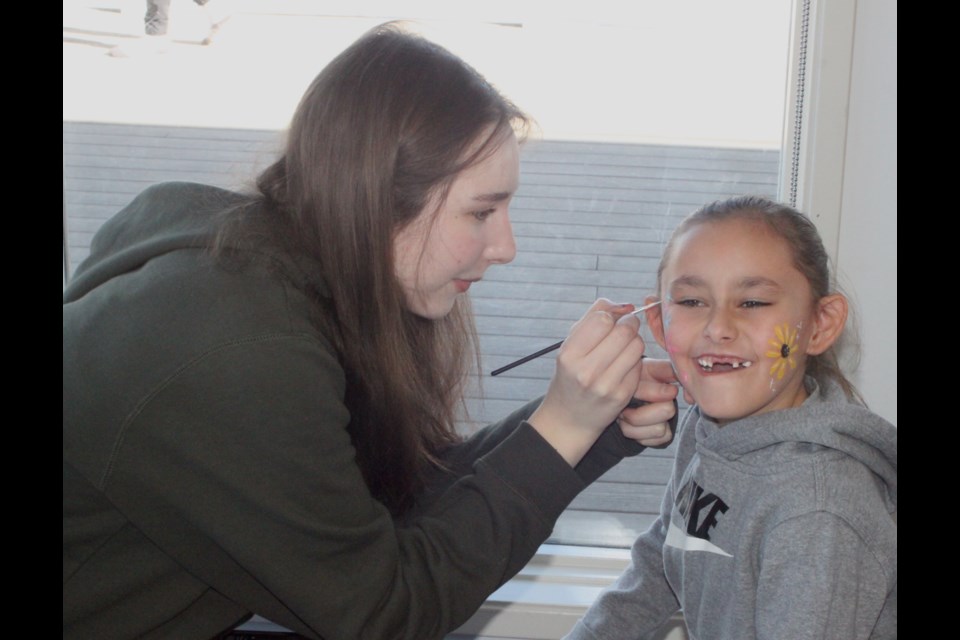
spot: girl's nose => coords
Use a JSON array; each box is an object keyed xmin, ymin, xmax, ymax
[
  {"xmin": 485, "ymin": 211, "xmax": 517, "ymax": 265},
  {"xmin": 703, "ymin": 306, "xmax": 737, "ymax": 343}
]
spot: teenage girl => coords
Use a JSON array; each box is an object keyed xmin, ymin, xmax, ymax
[{"xmin": 63, "ymin": 25, "xmax": 677, "ymax": 639}]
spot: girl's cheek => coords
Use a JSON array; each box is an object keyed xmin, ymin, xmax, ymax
[
  {"xmin": 665, "ymin": 338, "xmax": 680, "ymax": 356},
  {"xmin": 660, "ymin": 305, "xmax": 678, "ymax": 358},
  {"xmin": 662, "ymin": 311, "xmax": 679, "ymax": 354},
  {"xmin": 660, "ymin": 314, "xmax": 690, "ymax": 384}
]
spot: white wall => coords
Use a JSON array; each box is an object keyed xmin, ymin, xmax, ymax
[
  {"xmin": 835, "ymin": 0, "xmax": 897, "ymax": 425},
  {"xmin": 790, "ymin": 0, "xmax": 897, "ymax": 425}
]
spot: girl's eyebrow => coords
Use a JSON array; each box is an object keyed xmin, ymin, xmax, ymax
[
  {"xmin": 669, "ymin": 275, "xmax": 707, "ymax": 288},
  {"xmin": 668, "ymin": 276, "xmax": 783, "ymax": 291},
  {"xmin": 472, "ymin": 191, "xmax": 513, "ymax": 203},
  {"xmin": 737, "ymin": 276, "xmax": 782, "ymax": 290}
]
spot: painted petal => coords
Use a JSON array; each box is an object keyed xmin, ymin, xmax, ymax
[
  {"xmin": 770, "ymin": 360, "xmax": 786, "ymax": 378},
  {"xmin": 774, "ymin": 324, "xmax": 786, "ymax": 343}
]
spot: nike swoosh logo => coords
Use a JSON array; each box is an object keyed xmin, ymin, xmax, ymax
[{"xmin": 665, "ymin": 521, "xmax": 733, "ymax": 557}]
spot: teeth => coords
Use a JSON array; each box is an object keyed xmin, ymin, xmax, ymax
[{"xmin": 697, "ymin": 356, "xmax": 752, "ymax": 370}]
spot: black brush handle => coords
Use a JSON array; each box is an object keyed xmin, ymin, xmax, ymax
[
  {"xmin": 489, "ymin": 301, "xmax": 661, "ymax": 377},
  {"xmin": 490, "ymin": 340, "xmax": 564, "ymax": 376}
]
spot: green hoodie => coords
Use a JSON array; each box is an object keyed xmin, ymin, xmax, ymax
[{"xmin": 64, "ymin": 182, "xmax": 647, "ymax": 640}]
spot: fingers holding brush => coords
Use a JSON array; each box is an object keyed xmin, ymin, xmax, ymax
[{"xmin": 527, "ymin": 299, "xmax": 646, "ymax": 465}]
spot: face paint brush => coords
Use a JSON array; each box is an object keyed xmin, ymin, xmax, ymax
[{"xmin": 490, "ymin": 300, "xmax": 662, "ymax": 376}]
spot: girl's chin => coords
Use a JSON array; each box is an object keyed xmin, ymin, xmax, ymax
[{"xmin": 404, "ymin": 295, "xmax": 458, "ymax": 320}]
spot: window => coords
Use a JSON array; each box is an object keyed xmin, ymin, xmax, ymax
[
  {"xmin": 63, "ymin": 1, "xmax": 792, "ymax": 551},
  {"xmin": 65, "ymin": 0, "xmax": 895, "ymax": 636}
]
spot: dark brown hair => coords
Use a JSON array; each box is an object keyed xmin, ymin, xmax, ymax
[
  {"xmin": 657, "ymin": 196, "xmax": 862, "ymax": 403},
  {"xmin": 222, "ymin": 25, "xmax": 528, "ymax": 513}
]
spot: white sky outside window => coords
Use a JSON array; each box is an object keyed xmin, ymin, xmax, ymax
[{"xmin": 63, "ymin": 0, "xmax": 790, "ymax": 144}]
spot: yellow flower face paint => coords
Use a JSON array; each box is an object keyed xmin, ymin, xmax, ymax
[{"xmin": 766, "ymin": 323, "xmax": 799, "ymax": 380}]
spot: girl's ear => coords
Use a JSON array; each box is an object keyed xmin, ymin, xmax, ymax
[
  {"xmin": 806, "ymin": 293, "xmax": 848, "ymax": 356},
  {"xmin": 644, "ymin": 295, "xmax": 668, "ymax": 350}
]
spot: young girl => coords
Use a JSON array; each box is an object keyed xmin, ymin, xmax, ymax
[{"xmin": 567, "ymin": 196, "xmax": 897, "ymax": 640}]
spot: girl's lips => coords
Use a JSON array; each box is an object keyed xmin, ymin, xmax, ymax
[
  {"xmin": 454, "ymin": 279, "xmax": 477, "ymax": 293},
  {"xmin": 696, "ymin": 355, "xmax": 754, "ymax": 372}
]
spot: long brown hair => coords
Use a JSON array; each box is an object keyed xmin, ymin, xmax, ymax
[
  {"xmin": 657, "ymin": 196, "xmax": 863, "ymax": 403},
  {"xmin": 219, "ymin": 25, "xmax": 528, "ymax": 514}
]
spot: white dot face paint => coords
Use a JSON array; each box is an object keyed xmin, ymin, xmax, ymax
[{"xmin": 655, "ymin": 219, "xmax": 819, "ymax": 425}]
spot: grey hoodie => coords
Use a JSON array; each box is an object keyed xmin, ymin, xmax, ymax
[{"xmin": 567, "ymin": 379, "xmax": 897, "ymax": 640}]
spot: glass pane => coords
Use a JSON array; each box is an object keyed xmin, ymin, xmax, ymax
[{"xmin": 63, "ymin": 0, "xmax": 792, "ymax": 549}]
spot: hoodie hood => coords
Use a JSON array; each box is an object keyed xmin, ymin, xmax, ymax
[
  {"xmin": 694, "ymin": 378, "xmax": 897, "ymax": 509},
  {"xmin": 64, "ymin": 182, "xmax": 244, "ymax": 303}
]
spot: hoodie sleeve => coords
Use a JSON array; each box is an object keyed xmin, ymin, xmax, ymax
[
  {"xmin": 565, "ymin": 409, "xmax": 697, "ymax": 640},
  {"xmin": 429, "ymin": 398, "xmax": 648, "ymax": 491},
  {"xmin": 756, "ymin": 511, "xmax": 896, "ymax": 640},
  {"xmin": 97, "ymin": 332, "xmax": 612, "ymax": 640},
  {"xmin": 565, "ymin": 464, "xmax": 681, "ymax": 639},
  {"xmin": 565, "ymin": 518, "xmax": 680, "ymax": 640}
]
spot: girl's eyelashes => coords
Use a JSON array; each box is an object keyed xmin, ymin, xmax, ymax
[
  {"xmin": 471, "ymin": 208, "xmax": 496, "ymax": 222},
  {"xmin": 669, "ymin": 297, "xmax": 771, "ymax": 309}
]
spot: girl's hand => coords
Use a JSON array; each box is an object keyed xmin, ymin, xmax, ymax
[
  {"xmin": 528, "ymin": 299, "xmax": 646, "ymax": 465},
  {"xmin": 618, "ymin": 359, "xmax": 678, "ymax": 448}
]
